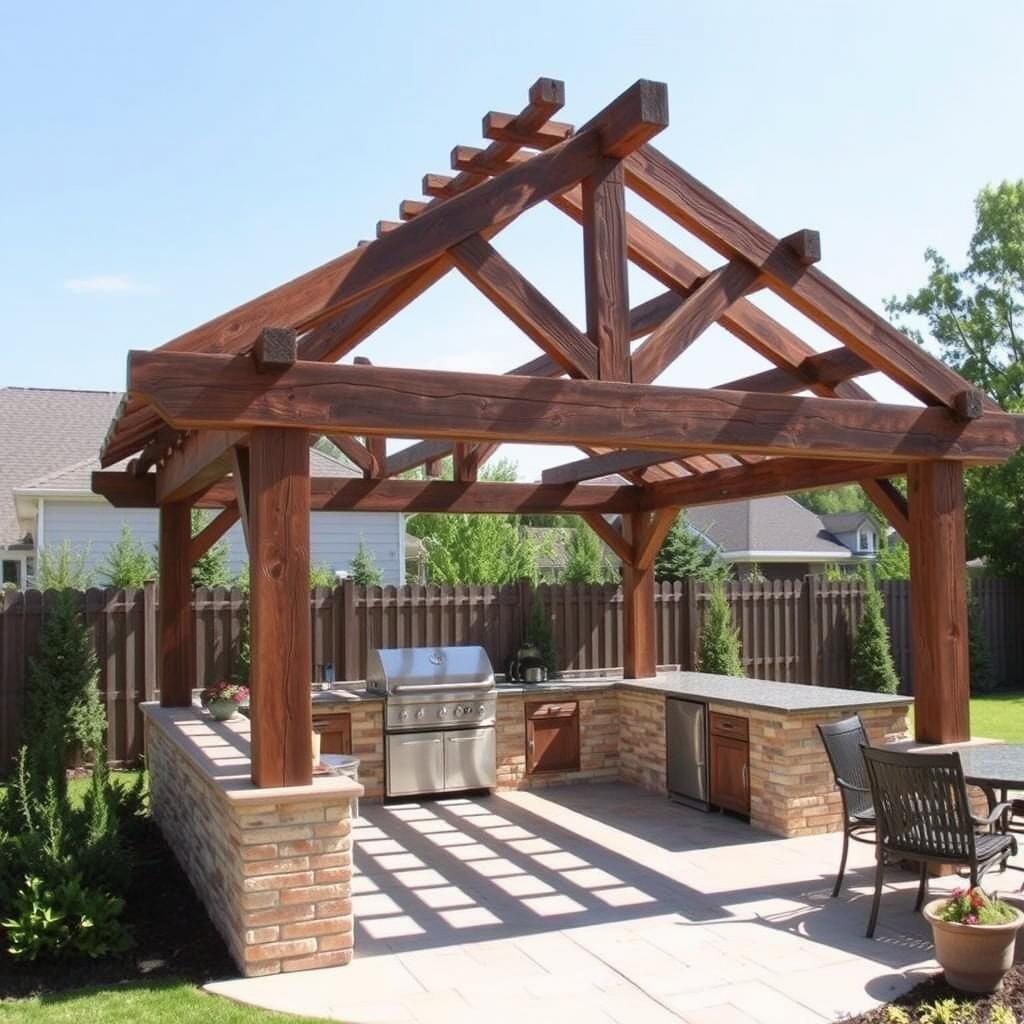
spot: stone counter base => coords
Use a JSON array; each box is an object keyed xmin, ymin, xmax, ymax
[{"xmin": 145, "ymin": 715, "xmax": 356, "ymax": 977}]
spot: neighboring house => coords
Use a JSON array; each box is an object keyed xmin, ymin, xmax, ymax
[
  {"xmin": 686, "ymin": 496, "xmax": 879, "ymax": 582},
  {"xmin": 1, "ymin": 387, "xmax": 406, "ymax": 587}
]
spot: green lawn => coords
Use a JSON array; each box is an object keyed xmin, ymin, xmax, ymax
[
  {"xmin": 0, "ymin": 980, "xmax": 330, "ymax": 1023},
  {"xmin": 969, "ymin": 691, "xmax": 1024, "ymax": 742}
]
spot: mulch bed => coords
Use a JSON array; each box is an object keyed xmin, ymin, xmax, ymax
[
  {"xmin": 845, "ymin": 967, "xmax": 1024, "ymax": 1022},
  {"xmin": 0, "ymin": 818, "xmax": 236, "ymax": 999}
]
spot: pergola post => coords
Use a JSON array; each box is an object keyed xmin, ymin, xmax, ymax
[
  {"xmin": 908, "ymin": 461, "xmax": 970, "ymax": 743},
  {"xmin": 249, "ymin": 428, "xmax": 312, "ymax": 787},
  {"xmin": 158, "ymin": 502, "xmax": 194, "ymax": 706},
  {"xmin": 622, "ymin": 513, "xmax": 656, "ymax": 679}
]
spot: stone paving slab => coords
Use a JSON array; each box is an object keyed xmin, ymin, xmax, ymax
[{"xmin": 205, "ymin": 782, "xmax": 984, "ymax": 1023}]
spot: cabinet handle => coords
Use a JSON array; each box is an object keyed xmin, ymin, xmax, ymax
[{"xmin": 742, "ymin": 764, "xmax": 748, "ymax": 789}]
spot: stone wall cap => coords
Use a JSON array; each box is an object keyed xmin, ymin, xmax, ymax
[{"xmin": 141, "ymin": 703, "xmax": 363, "ymax": 805}]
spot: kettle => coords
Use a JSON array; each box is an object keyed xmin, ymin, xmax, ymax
[{"xmin": 506, "ymin": 643, "xmax": 548, "ymax": 684}]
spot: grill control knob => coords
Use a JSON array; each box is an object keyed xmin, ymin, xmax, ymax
[
  {"xmin": 438, "ymin": 707, "xmax": 448, "ymax": 717},
  {"xmin": 399, "ymin": 710, "xmax": 410, "ymax": 722},
  {"xmin": 454, "ymin": 705, "xmax": 465, "ymax": 717},
  {"xmin": 415, "ymin": 708, "xmax": 425, "ymax": 720},
  {"xmin": 478, "ymin": 705, "xmax": 486, "ymax": 715}
]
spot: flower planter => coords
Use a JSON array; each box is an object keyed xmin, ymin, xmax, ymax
[
  {"xmin": 924, "ymin": 897, "xmax": 1024, "ymax": 993},
  {"xmin": 207, "ymin": 698, "xmax": 240, "ymax": 722}
]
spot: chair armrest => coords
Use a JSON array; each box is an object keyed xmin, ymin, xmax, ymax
[
  {"xmin": 973, "ymin": 802, "xmax": 1012, "ymax": 828},
  {"xmin": 836, "ymin": 778, "xmax": 871, "ymax": 795}
]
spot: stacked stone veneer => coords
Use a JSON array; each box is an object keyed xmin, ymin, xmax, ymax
[
  {"xmin": 618, "ymin": 689, "xmax": 668, "ymax": 795},
  {"xmin": 348, "ymin": 703, "xmax": 385, "ymax": 800},
  {"xmin": 144, "ymin": 707, "xmax": 360, "ymax": 977},
  {"xmin": 734, "ymin": 702, "xmax": 909, "ymax": 837}
]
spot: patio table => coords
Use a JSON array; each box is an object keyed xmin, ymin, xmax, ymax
[{"xmin": 956, "ymin": 747, "xmax": 1024, "ymax": 847}]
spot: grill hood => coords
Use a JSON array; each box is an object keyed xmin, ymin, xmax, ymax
[{"xmin": 366, "ymin": 646, "xmax": 495, "ymax": 694}]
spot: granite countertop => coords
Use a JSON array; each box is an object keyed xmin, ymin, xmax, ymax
[
  {"xmin": 498, "ymin": 670, "xmax": 911, "ymax": 714},
  {"xmin": 310, "ymin": 686, "xmax": 383, "ymax": 706}
]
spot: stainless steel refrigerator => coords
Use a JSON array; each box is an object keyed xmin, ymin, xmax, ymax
[{"xmin": 666, "ymin": 697, "xmax": 709, "ymax": 810}]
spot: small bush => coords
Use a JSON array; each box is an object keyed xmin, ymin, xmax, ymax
[
  {"xmin": 851, "ymin": 573, "xmax": 900, "ymax": 694},
  {"xmin": 968, "ymin": 590, "xmax": 997, "ymax": 693},
  {"xmin": 525, "ymin": 589, "xmax": 559, "ymax": 679},
  {"xmin": 349, "ymin": 542, "xmax": 383, "ymax": 586},
  {"xmin": 698, "ymin": 582, "xmax": 744, "ymax": 676}
]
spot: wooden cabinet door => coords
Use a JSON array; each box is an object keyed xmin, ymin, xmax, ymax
[
  {"xmin": 525, "ymin": 702, "xmax": 580, "ymax": 774},
  {"xmin": 709, "ymin": 733, "xmax": 749, "ymax": 815},
  {"xmin": 314, "ymin": 714, "xmax": 352, "ymax": 756}
]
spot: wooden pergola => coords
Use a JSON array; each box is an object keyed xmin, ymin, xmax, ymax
[{"xmin": 93, "ymin": 78, "xmax": 1024, "ymax": 787}]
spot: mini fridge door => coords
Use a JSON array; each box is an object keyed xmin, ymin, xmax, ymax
[{"xmin": 666, "ymin": 698, "xmax": 709, "ymax": 810}]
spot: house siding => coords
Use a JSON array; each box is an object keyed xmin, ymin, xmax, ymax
[{"xmin": 37, "ymin": 500, "xmax": 404, "ymax": 584}]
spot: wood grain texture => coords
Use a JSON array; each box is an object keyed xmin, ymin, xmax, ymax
[
  {"xmin": 253, "ymin": 327, "xmax": 297, "ymax": 371},
  {"xmin": 861, "ymin": 478, "xmax": 910, "ymax": 541},
  {"xmin": 908, "ymin": 462, "xmax": 970, "ymax": 743},
  {"xmin": 248, "ymin": 429, "xmax": 312, "ymax": 787},
  {"xmin": 326, "ymin": 433, "xmax": 378, "ymax": 475},
  {"xmin": 187, "ymin": 502, "xmax": 239, "ymax": 565},
  {"xmin": 450, "ymin": 235, "xmax": 598, "ymax": 379},
  {"xmin": 632, "ymin": 259, "xmax": 761, "ymax": 383},
  {"xmin": 129, "ymin": 351, "xmax": 1024, "ymax": 464},
  {"xmin": 155, "ymin": 429, "xmax": 243, "ymax": 504},
  {"xmin": 624, "ymin": 145, "xmax": 994, "ymax": 415},
  {"xmin": 583, "ymin": 158, "xmax": 630, "ymax": 381},
  {"xmin": 621, "ymin": 514, "xmax": 657, "ymax": 679},
  {"xmin": 720, "ymin": 348, "xmax": 873, "ymax": 394},
  {"xmin": 158, "ymin": 503, "xmax": 194, "ymax": 707},
  {"xmin": 631, "ymin": 507, "xmax": 679, "ymax": 571},
  {"xmin": 580, "ymin": 513, "xmax": 634, "ymax": 564},
  {"xmin": 543, "ymin": 448, "xmax": 690, "ymax": 485},
  {"xmin": 231, "ymin": 446, "xmax": 251, "ymax": 551}
]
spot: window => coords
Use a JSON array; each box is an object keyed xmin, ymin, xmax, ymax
[
  {"xmin": 857, "ymin": 529, "xmax": 875, "ymax": 553},
  {"xmin": 2, "ymin": 560, "xmax": 21, "ymax": 587}
]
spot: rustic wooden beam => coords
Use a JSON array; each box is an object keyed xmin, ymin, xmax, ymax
[
  {"xmin": 92, "ymin": 471, "xmax": 645, "ymax": 515},
  {"xmin": 453, "ymin": 442, "xmax": 476, "ymax": 482},
  {"xmin": 326, "ymin": 434, "xmax": 378, "ymax": 476},
  {"xmin": 129, "ymin": 352, "xmax": 1024, "ymax": 464},
  {"xmin": 632, "ymin": 507, "xmax": 679, "ymax": 570},
  {"xmin": 908, "ymin": 462, "xmax": 970, "ymax": 743},
  {"xmin": 624, "ymin": 145, "xmax": 991, "ymax": 417},
  {"xmin": 861, "ymin": 478, "xmax": 910, "ymax": 541},
  {"xmin": 481, "ymin": 111, "xmax": 573, "ymax": 149},
  {"xmin": 580, "ymin": 513, "xmax": 633, "ymax": 564},
  {"xmin": 449, "ymin": 235, "xmax": 599, "ymax": 379},
  {"xmin": 249, "ymin": 428, "xmax": 312, "ymax": 787},
  {"xmin": 621, "ymin": 513, "xmax": 657, "ymax": 679},
  {"xmin": 158, "ymin": 502, "xmax": 194, "ymax": 707},
  {"xmin": 543, "ymin": 449, "xmax": 690, "ymax": 485},
  {"xmin": 252, "ymin": 327, "xmax": 298, "ymax": 371},
  {"xmin": 628, "ymin": 289, "xmax": 684, "ymax": 339},
  {"xmin": 188, "ymin": 503, "xmax": 240, "ymax": 565},
  {"xmin": 583, "ymin": 157, "xmax": 631, "ymax": 381},
  {"xmin": 231, "ymin": 446, "xmax": 251, "ymax": 551},
  {"xmin": 720, "ymin": 348, "xmax": 873, "ymax": 394},
  {"xmin": 782, "ymin": 229, "xmax": 821, "ymax": 266},
  {"xmin": 155, "ymin": 429, "xmax": 243, "ymax": 505},
  {"xmin": 640, "ymin": 456, "xmax": 908, "ymax": 511},
  {"xmin": 632, "ymin": 259, "xmax": 762, "ymax": 383}
]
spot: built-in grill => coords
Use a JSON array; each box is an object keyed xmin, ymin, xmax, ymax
[{"xmin": 366, "ymin": 646, "xmax": 497, "ymax": 798}]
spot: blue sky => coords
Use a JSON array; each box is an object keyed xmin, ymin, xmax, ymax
[{"xmin": 3, "ymin": 2, "xmax": 1021, "ymax": 480}]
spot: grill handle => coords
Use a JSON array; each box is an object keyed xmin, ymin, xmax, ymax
[{"xmin": 391, "ymin": 681, "xmax": 492, "ymax": 693}]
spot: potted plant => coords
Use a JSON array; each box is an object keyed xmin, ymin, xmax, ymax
[
  {"xmin": 923, "ymin": 887, "xmax": 1024, "ymax": 993},
  {"xmin": 201, "ymin": 680, "xmax": 250, "ymax": 722}
]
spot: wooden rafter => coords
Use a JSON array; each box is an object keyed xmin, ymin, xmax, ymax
[
  {"xmin": 155, "ymin": 429, "xmax": 242, "ymax": 505},
  {"xmin": 580, "ymin": 513, "xmax": 633, "ymax": 564},
  {"xmin": 631, "ymin": 508, "xmax": 679, "ymax": 570},
  {"xmin": 128, "ymin": 352, "xmax": 1024, "ymax": 464},
  {"xmin": 543, "ymin": 449, "xmax": 690, "ymax": 485},
  {"xmin": 188, "ymin": 502, "xmax": 240, "ymax": 565}
]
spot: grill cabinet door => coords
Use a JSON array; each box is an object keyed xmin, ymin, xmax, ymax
[
  {"xmin": 387, "ymin": 731, "xmax": 444, "ymax": 797},
  {"xmin": 443, "ymin": 728, "xmax": 496, "ymax": 791}
]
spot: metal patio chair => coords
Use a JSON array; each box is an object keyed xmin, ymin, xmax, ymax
[
  {"xmin": 861, "ymin": 745, "xmax": 1016, "ymax": 939},
  {"xmin": 817, "ymin": 714, "xmax": 876, "ymax": 897}
]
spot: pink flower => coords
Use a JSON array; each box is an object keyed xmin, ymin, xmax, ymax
[{"xmin": 964, "ymin": 914, "xmax": 978, "ymax": 925}]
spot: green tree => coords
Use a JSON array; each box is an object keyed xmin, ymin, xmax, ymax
[
  {"xmin": 349, "ymin": 542, "xmax": 383, "ymax": 586},
  {"xmin": 875, "ymin": 535, "xmax": 911, "ymax": 580},
  {"xmin": 886, "ymin": 180, "xmax": 1024, "ymax": 575},
  {"xmin": 791, "ymin": 485, "xmax": 873, "ymax": 517},
  {"xmin": 190, "ymin": 510, "xmax": 231, "ymax": 588},
  {"xmin": 968, "ymin": 589, "xmax": 997, "ymax": 693},
  {"xmin": 655, "ymin": 513, "xmax": 728, "ymax": 583},
  {"xmin": 525, "ymin": 589, "xmax": 559, "ymax": 679},
  {"xmin": 409, "ymin": 513, "xmax": 539, "ymax": 585},
  {"xmin": 98, "ymin": 524, "xmax": 156, "ymax": 588},
  {"xmin": 562, "ymin": 523, "xmax": 618, "ymax": 584},
  {"xmin": 310, "ymin": 563, "xmax": 337, "ymax": 588},
  {"xmin": 851, "ymin": 574, "xmax": 899, "ymax": 694},
  {"xmin": 698, "ymin": 582, "xmax": 744, "ymax": 676},
  {"xmin": 35, "ymin": 541, "xmax": 94, "ymax": 591}
]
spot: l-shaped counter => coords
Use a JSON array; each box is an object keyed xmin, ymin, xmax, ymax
[{"xmin": 311, "ymin": 670, "xmax": 911, "ymax": 838}]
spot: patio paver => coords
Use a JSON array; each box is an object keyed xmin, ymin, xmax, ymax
[{"xmin": 207, "ymin": 782, "xmax": 967, "ymax": 1023}]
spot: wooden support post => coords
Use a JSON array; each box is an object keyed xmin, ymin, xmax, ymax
[
  {"xmin": 622, "ymin": 513, "xmax": 656, "ymax": 679},
  {"xmin": 249, "ymin": 428, "xmax": 312, "ymax": 787},
  {"xmin": 908, "ymin": 461, "xmax": 970, "ymax": 744},
  {"xmin": 158, "ymin": 502, "xmax": 194, "ymax": 707}
]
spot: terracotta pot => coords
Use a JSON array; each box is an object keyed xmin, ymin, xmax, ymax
[
  {"xmin": 923, "ymin": 898, "xmax": 1024, "ymax": 994},
  {"xmin": 207, "ymin": 698, "xmax": 239, "ymax": 722}
]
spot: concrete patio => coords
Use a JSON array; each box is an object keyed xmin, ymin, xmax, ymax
[{"xmin": 205, "ymin": 781, "xmax": 978, "ymax": 1023}]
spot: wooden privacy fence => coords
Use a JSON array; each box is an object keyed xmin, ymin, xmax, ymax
[{"xmin": 2, "ymin": 577, "xmax": 1024, "ymax": 770}]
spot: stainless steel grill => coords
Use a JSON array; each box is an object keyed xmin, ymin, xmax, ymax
[{"xmin": 367, "ymin": 646, "xmax": 497, "ymax": 797}]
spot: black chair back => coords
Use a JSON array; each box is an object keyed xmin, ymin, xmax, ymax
[
  {"xmin": 862, "ymin": 745, "xmax": 977, "ymax": 862},
  {"xmin": 818, "ymin": 715, "xmax": 872, "ymax": 819}
]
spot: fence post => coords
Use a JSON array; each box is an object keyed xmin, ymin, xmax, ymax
[
  {"xmin": 684, "ymin": 577, "xmax": 700, "ymax": 670},
  {"xmin": 341, "ymin": 579, "xmax": 360, "ymax": 680},
  {"xmin": 805, "ymin": 574, "xmax": 820, "ymax": 685},
  {"xmin": 143, "ymin": 581, "xmax": 158, "ymax": 702}
]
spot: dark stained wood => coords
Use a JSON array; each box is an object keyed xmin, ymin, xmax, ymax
[
  {"xmin": 525, "ymin": 701, "xmax": 580, "ymax": 774},
  {"xmin": 129, "ymin": 352, "xmax": 1024, "ymax": 464},
  {"xmin": 248, "ymin": 428, "xmax": 312, "ymax": 787},
  {"xmin": 424, "ymin": 457, "xmax": 443, "ymax": 478},
  {"xmin": 720, "ymin": 348, "xmax": 873, "ymax": 394},
  {"xmin": 231, "ymin": 446, "xmax": 251, "ymax": 551},
  {"xmin": 632, "ymin": 507, "xmax": 679, "ymax": 571},
  {"xmin": 954, "ymin": 389, "xmax": 985, "ymax": 421},
  {"xmin": 543, "ymin": 449, "xmax": 685, "ymax": 485},
  {"xmin": 253, "ymin": 327, "xmax": 298, "ymax": 370},
  {"xmin": 632, "ymin": 260, "xmax": 762, "ymax": 383},
  {"xmin": 450, "ymin": 235, "xmax": 599, "ymax": 379},
  {"xmin": 327, "ymin": 434, "xmax": 378, "ymax": 476},
  {"xmin": 583, "ymin": 157, "xmax": 630, "ymax": 381},
  {"xmin": 627, "ymin": 289, "xmax": 685, "ymax": 339},
  {"xmin": 624, "ymin": 145, "xmax": 999, "ymax": 415},
  {"xmin": 158, "ymin": 502, "xmax": 194, "ymax": 707},
  {"xmin": 352, "ymin": 357, "xmax": 386, "ymax": 477},
  {"xmin": 908, "ymin": 461, "xmax": 970, "ymax": 744},
  {"xmin": 188, "ymin": 502, "xmax": 240, "ymax": 565},
  {"xmin": 453, "ymin": 442, "xmax": 476, "ymax": 482},
  {"xmin": 155, "ymin": 429, "xmax": 243, "ymax": 505},
  {"xmin": 580, "ymin": 513, "xmax": 633, "ymax": 564},
  {"xmin": 93, "ymin": 471, "xmax": 644, "ymax": 515},
  {"xmin": 621, "ymin": 514, "xmax": 657, "ymax": 679},
  {"xmin": 482, "ymin": 111, "xmax": 573, "ymax": 149},
  {"xmin": 861, "ymin": 478, "xmax": 910, "ymax": 541},
  {"xmin": 581, "ymin": 79, "xmax": 668, "ymax": 158},
  {"xmin": 709, "ymin": 728, "xmax": 750, "ymax": 815},
  {"xmin": 642, "ymin": 457, "xmax": 907, "ymax": 511},
  {"xmin": 313, "ymin": 714, "xmax": 352, "ymax": 756},
  {"xmin": 782, "ymin": 229, "xmax": 821, "ymax": 266}
]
